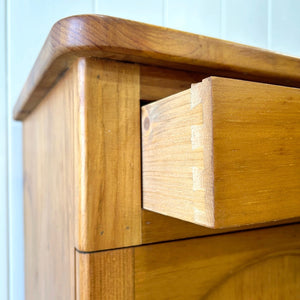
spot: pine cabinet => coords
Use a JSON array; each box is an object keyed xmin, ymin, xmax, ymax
[{"xmin": 14, "ymin": 15, "xmax": 300, "ymax": 299}]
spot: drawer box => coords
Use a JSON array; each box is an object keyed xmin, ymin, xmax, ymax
[{"xmin": 142, "ymin": 77, "xmax": 300, "ymax": 228}]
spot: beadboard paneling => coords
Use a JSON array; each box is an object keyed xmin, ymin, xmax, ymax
[
  {"xmin": 165, "ymin": 0, "xmax": 222, "ymax": 37},
  {"xmin": 0, "ymin": 0, "xmax": 8, "ymax": 299},
  {"xmin": 7, "ymin": 122, "xmax": 23, "ymax": 300},
  {"xmin": 222, "ymin": 0, "xmax": 268, "ymax": 49},
  {"xmin": 270, "ymin": 0, "xmax": 300, "ymax": 57},
  {"xmin": 9, "ymin": 0, "xmax": 94, "ymax": 105},
  {"xmin": 95, "ymin": 0, "xmax": 164, "ymax": 25}
]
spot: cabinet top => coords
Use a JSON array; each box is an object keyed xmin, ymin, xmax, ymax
[{"xmin": 14, "ymin": 14, "xmax": 300, "ymax": 120}]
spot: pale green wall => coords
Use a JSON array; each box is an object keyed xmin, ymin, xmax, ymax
[{"xmin": 1, "ymin": 1, "xmax": 299, "ymax": 299}]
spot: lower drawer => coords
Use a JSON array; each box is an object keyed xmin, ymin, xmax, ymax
[{"xmin": 76, "ymin": 223, "xmax": 300, "ymax": 299}]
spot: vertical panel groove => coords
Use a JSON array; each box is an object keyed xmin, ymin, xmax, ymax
[
  {"xmin": 220, "ymin": 0, "xmax": 226, "ymax": 39},
  {"xmin": 6, "ymin": 0, "xmax": 12, "ymax": 297},
  {"xmin": 0, "ymin": 0, "xmax": 9, "ymax": 298},
  {"xmin": 162, "ymin": 0, "xmax": 167, "ymax": 27},
  {"xmin": 267, "ymin": 0, "xmax": 272, "ymax": 49},
  {"xmin": 5, "ymin": 0, "xmax": 9, "ymax": 294},
  {"xmin": 93, "ymin": 0, "xmax": 97, "ymax": 14}
]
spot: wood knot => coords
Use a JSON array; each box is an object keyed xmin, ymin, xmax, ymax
[{"xmin": 144, "ymin": 117, "xmax": 150, "ymax": 131}]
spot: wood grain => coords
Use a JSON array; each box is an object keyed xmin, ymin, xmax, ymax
[
  {"xmin": 18, "ymin": 15, "xmax": 300, "ymax": 299},
  {"xmin": 13, "ymin": 15, "xmax": 300, "ymax": 120},
  {"xmin": 76, "ymin": 248, "xmax": 134, "ymax": 299},
  {"xmin": 141, "ymin": 210, "xmax": 300, "ymax": 244},
  {"xmin": 142, "ymin": 77, "xmax": 300, "ymax": 228},
  {"xmin": 140, "ymin": 64, "xmax": 300, "ymax": 243},
  {"xmin": 23, "ymin": 63, "xmax": 77, "ymax": 300},
  {"xmin": 140, "ymin": 65, "xmax": 207, "ymax": 101},
  {"xmin": 142, "ymin": 81, "xmax": 214, "ymax": 227},
  {"xmin": 212, "ymin": 77, "xmax": 300, "ymax": 227},
  {"xmin": 206, "ymin": 255, "xmax": 300, "ymax": 300},
  {"xmin": 74, "ymin": 58, "xmax": 142, "ymax": 251},
  {"xmin": 135, "ymin": 223, "xmax": 300, "ymax": 299}
]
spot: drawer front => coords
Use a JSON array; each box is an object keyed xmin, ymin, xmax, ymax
[
  {"xmin": 142, "ymin": 77, "xmax": 300, "ymax": 228},
  {"xmin": 135, "ymin": 224, "xmax": 300, "ymax": 299},
  {"xmin": 76, "ymin": 223, "xmax": 300, "ymax": 299}
]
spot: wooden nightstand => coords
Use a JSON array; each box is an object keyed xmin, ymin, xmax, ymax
[{"xmin": 14, "ymin": 15, "xmax": 300, "ymax": 299}]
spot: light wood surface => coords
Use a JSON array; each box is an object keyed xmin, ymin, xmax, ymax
[
  {"xmin": 142, "ymin": 81, "xmax": 214, "ymax": 226},
  {"xmin": 142, "ymin": 77, "xmax": 300, "ymax": 228},
  {"xmin": 76, "ymin": 248, "xmax": 134, "ymax": 300},
  {"xmin": 74, "ymin": 58, "xmax": 142, "ymax": 251},
  {"xmin": 135, "ymin": 223, "xmax": 300, "ymax": 299},
  {"xmin": 23, "ymin": 63, "xmax": 77, "ymax": 300},
  {"xmin": 140, "ymin": 65, "xmax": 207, "ymax": 101},
  {"xmin": 212, "ymin": 77, "xmax": 300, "ymax": 227},
  {"xmin": 141, "ymin": 210, "xmax": 300, "ymax": 244},
  {"xmin": 22, "ymin": 57, "xmax": 300, "ymax": 256},
  {"xmin": 206, "ymin": 255, "xmax": 300, "ymax": 300},
  {"xmin": 13, "ymin": 15, "xmax": 300, "ymax": 120},
  {"xmin": 75, "ymin": 223, "xmax": 300, "ymax": 299}
]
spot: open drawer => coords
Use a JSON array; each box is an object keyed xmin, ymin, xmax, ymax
[{"xmin": 142, "ymin": 77, "xmax": 300, "ymax": 228}]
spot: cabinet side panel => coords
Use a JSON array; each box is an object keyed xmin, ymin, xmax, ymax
[
  {"xmin": 76, "ymin": 248, "xmax": 134, "ymax": 299},
  {"xmin": 23, "ymin": 64, "xmax": 77, "ymax": 299}
]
